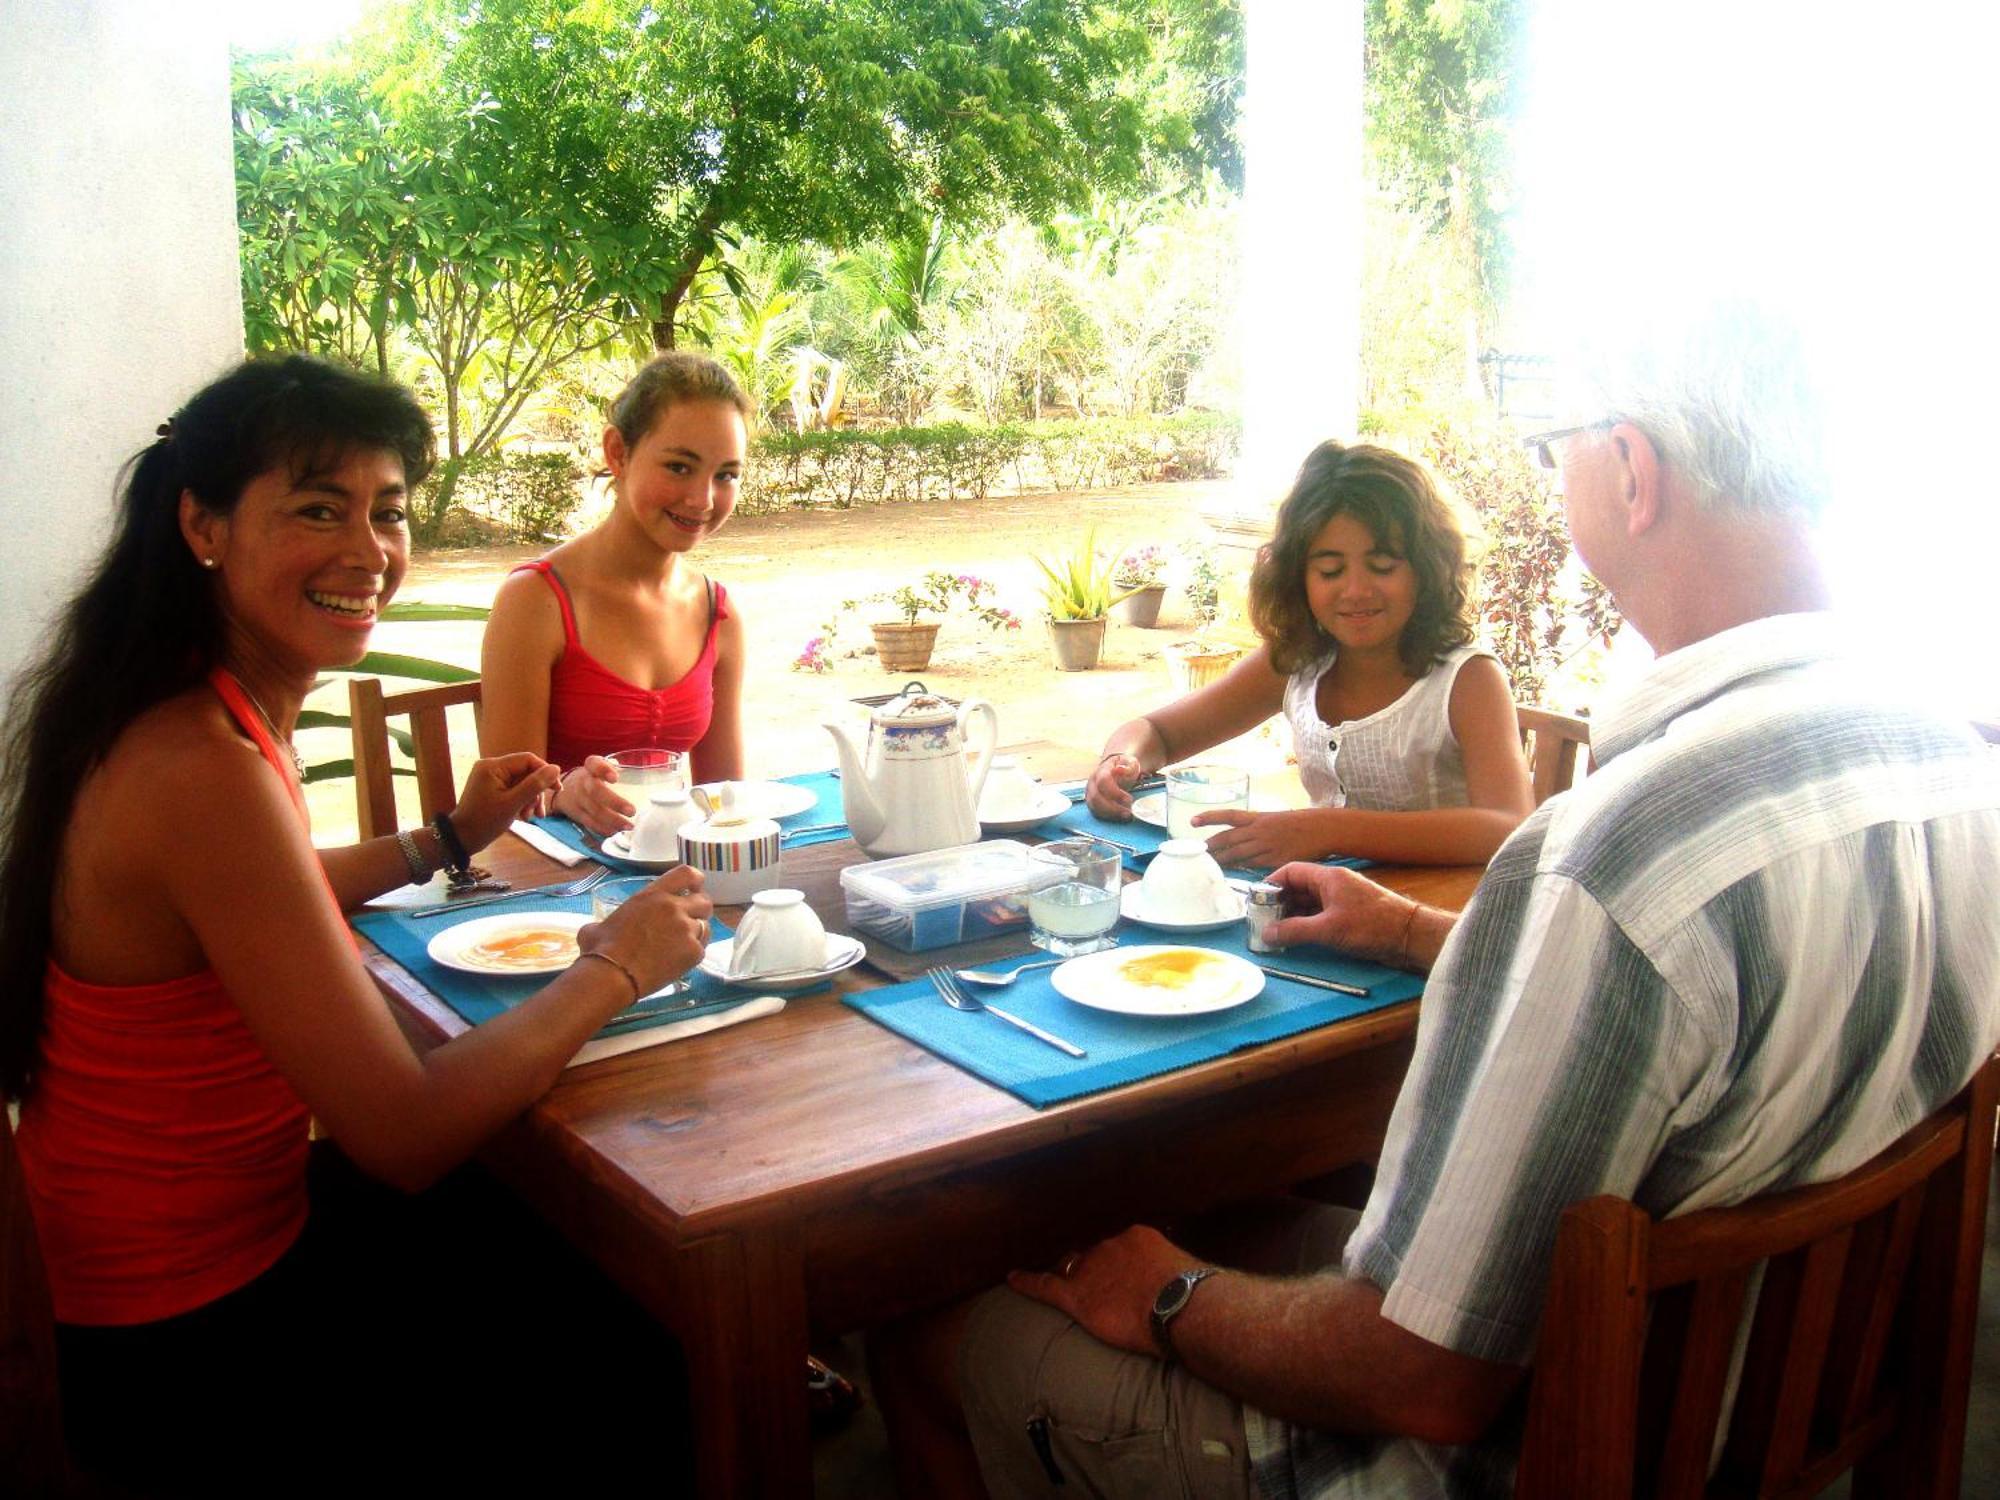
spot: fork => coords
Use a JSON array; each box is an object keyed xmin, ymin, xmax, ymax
[
  {"xmin": 405, "ymin": 864, "xmax": 611, "ymax": 919},
  {"xmin": 926, "ymin": 967, "xmax": 1087, "ymax": 1057}
]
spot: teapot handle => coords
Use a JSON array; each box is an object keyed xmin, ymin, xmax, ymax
[{"xmin": 958, "ymin": 699, "xmax": 999, "ymax": 804}]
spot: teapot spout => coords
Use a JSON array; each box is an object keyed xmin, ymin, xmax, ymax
[{"xmin": 823, "ymin": 720, "xmax": 884, "ymax": 846}]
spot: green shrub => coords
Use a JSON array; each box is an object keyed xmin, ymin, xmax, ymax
[{"xmin": 411, "ymin": 451, "xmax": 587, "ymax": 546}]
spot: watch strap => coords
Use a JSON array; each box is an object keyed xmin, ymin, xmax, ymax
[{"xmin": 1149, "ymin": 1266, "xmax": 1219, "ymax": 1363}]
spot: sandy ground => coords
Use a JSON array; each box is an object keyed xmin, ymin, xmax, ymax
[{"xmin": 302, "ymin": 480, "xmax": 1295, "ymax": 844}]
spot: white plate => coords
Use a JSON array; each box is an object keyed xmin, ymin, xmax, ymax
[
  {"xmin": 694, "ymin": 780, "xmax": 819, "ymax": 821},
  {"xmin": 1051, "ymin": 944, "xmax": 1264, "ymax": 1017},
  {"xmin": 601, "ymin": 831, "xmax": 683, "ymax": 868},
  {"xmin": 427, "ymin": 911, "xmax": 590, "ymax": 976},
  {"xmin": 698, "ymin": 933, "xmax": 867, "ymax": 993},
  {"xmin": 1118, "ymin": 882, "xmax": 1245, "ymax": 933},
  {"xmin": 978, "ymin": 785, "xmax": 1074, "ymax": 835}
]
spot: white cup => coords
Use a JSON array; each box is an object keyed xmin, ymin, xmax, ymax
[
  {"xmin": 1140, "ymin": 839, "xmax": 1234, "ymax": 923},
  {"xmin": 978, "ymin": 755, "xmax": 1043, "ymax": 821},
  {"xmin": 630, "ymin": 786, "xmax": 696, "ymax": 860},
  {"xmin": 728, "ymin": 889, "xmax": 826, "ymax": 977}
]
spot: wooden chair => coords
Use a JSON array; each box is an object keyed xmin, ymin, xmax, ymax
[
  {"xmin": 348, "ymin": 676, "xmax": 482, "ymax": 840},
  {"xmin": 1, "ymin": 1107, "xmax": 70, "ymax": 1494},
  {"xmin": 1517, "ymin": 1051, "xmax": 2000, "ymax": 1500},
  {"xmin": 1516, "ymin": 706, "xmax": 1593, "ymax": 806}
]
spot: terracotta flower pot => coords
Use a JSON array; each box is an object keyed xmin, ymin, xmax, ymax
[
  {"xmin": 869, "ymin": 621, "xmax": 940, "ymax": 672},
  {"xmin": 1046, "ymin": 617, "xmax": 1108, "ymax": 671},
  {"xmin": 1166, "ymin": 640, "xmax": 1243, "ymax": 694},
  {"xmin": 1110, "ymin": 584, "xmax": 1167, "ymax": 628}
]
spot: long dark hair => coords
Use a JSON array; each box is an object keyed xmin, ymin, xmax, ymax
[
  {"xmin": 1247, "ymin": 440, "xmax": 1476, "ymax": 677},
  {"xmin": 0, "ymin": 354, "xmax": 433, "ymax": 1098}
]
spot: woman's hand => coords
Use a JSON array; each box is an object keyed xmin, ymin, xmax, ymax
[
  {"xmin": 553, "ymin": 756, "xmax": 638, "ymax": 837},
  {"xmin": 1197, "ymin": 809, "xmax": 1332, "ymax": 870},
  {"xmin": 447, "ymin": 753, "xmax": 562, "ymax": 854},
  {"xmin": 578, "ymin": 866, "xmax": 713, "ymax": 997},
  {"xmin": 1086, "ymin": 752, "xmax": 1145, "ymax": 819}
]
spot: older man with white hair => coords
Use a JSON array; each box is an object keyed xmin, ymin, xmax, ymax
[{"xmin": 872, "ymin": 294, "xmax": 2000, "ymax": 1499}]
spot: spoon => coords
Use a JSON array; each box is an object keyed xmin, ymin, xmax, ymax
[{"xmin": 952, "ymin": 954, "xmax": 1083, "ymax": 987}]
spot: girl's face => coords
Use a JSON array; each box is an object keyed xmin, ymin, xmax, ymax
[
  {"xmin": 1301, "ymin": 510, "xmax": 1418, "ymax": 659},
  {"xmin": 183, "ymin": 445, "xmax": 409, "ymax": 678},
  {"xmin": 604, "ymin": 398, "xmax": 746, "ymax": 554}
]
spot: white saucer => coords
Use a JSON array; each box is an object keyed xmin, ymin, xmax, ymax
[
  {"xmin": 699, "ymin": 933, "xmax": 866, "ymax": 992},
  {"xmin": 978, "ymin": 785, "xmax": 1073, "ymax": 835},
  {"xmin": 694, "ymin": 780, "xmax": 819, "ymax": 821},
  {"xmin": 1118, "ymin": 882, "xmax": 1245, "ymax": 933},
  {"xmin": 427, "ymin": 911, "xmax": 590, "ymax": 976},
  {"xmin": 601, "ymin": 831, "xmax": 683, "ymax": 868},
  {"xmin": 1050, "ymin": 944, "xmax": 1263, "ymax": 1016}
]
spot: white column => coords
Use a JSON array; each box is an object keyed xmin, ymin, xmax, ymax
[
  {"xmin": 1203, "ymin": 0, "xmax": 1363, "ymax": 636},
  {"xmin": 0, "ymin": 0, "xmax": 243, "ymax": 692}
]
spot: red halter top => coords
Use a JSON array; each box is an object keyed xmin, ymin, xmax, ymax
[
  {"xmin": 15, "ymin": 671, "xmax": 319, "ymax": 1326},
  {"xmin": 512, "ymin": 560, "xmax": 728, "ymax": 771}
]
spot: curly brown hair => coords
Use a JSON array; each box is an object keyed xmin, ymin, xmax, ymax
[{"xmin": 1247, "ymin": 440, "xmax": 1475, "ymax": 677}]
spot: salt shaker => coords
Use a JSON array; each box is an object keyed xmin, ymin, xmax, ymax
[{"xmin": 1244, "ymin": 881, "xmax": 1283, "ymax": 953}]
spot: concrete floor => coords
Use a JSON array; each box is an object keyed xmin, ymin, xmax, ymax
[{"xmin": 813, "ymin": 1167, "xmax": 2000, "ymax": 1498}]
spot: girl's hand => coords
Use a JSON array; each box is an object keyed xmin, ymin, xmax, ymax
[
  {"xmin": 1086, "ymin": 752, "xmax": 1145, "ymax": 819},
  {"xmin": 554, "ymin": 756, "xmax": 638, "ymax": 837},
  {"xmin": 447, "ymin": 753, "xmax": 562, "ymax": 854},
  {"xmin": 1197, "ymin": 809, "xmax": 1331, "ymax": 870},
  {"xmin": 577, "ymin": 866, "xmax": 713, "ymax": 997}
]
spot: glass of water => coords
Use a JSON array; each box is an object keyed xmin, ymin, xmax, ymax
[
  {"xmin": 1164, "ymin": 764, "xmax": 1251, "ymax": 841},
  {"xmin": 591, "ymin": 875, "xmax": 691, "ymax": 1002},
  {"xmin": 1025, "ymin": 839, "xmax": 1123, "ymax": 957}
]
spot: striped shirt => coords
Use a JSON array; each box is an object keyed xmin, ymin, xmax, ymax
[{"xmin": 1248, "ymin": 612, "xmax": 2000, "ymax": 1500}]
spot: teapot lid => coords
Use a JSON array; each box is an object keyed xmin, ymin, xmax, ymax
[{"xmin": 871, "ymin": 680, "xmax": 958, "ymax": 727}]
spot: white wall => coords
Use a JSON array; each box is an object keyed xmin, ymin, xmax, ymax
[{"xmin": 0, "ymin": 0, "xmax": 243, "ymax": 692}]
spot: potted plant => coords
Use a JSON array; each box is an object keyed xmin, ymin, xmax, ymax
[
  {"xmin": 795, "ymin": 571, "xmax": 1020, "ymax": 674},
  {"xmin": 1165, "ymin": 541, "xmax": 1244, "ymax": 691},
  {"xmin": 1034, "ymin": 529, "xmax": 1137, "ymax": 671},
  {"xmin": 1109, "ymin": 544, "xmax": 1169, "ymax": 627}
]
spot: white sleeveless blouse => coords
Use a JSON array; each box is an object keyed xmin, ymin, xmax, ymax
[{"xmin": 1281, "ymin": 644, "xmax": 1488, "ymax": 811}]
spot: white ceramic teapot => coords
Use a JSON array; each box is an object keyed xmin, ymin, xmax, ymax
[{"xmin": 823, "ymin": 683, "xmax": 998, "ymax": 859}]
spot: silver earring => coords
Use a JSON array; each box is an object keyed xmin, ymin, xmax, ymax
[{"xmin": 201, "ymin": 557, "xmax": 218, "ymax": 570}]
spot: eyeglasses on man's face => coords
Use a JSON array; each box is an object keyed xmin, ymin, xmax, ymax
[{"xmin": 1521, "ymin": 422, "xmax": 1614, "ymax": 471}]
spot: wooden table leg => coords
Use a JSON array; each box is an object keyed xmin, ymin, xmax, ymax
[{"xmin": 675, "ymin": 1229, "xmax": 812, "ymax": 1500}]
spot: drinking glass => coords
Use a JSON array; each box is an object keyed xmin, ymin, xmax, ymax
[
  {"xmin": 1164, "ymin": 764, "xmax": 1250, "ymax": 841},
  {"xmin": 591, "ymin": 875, "xmax": 692, "ymax": 1001},
  {"xmin": 606, "ymin": 747, "xmax": 687, "ymax": 793},
  {"xmin": 1025, "ymin": 839, "xmax": 1122, "ymax": 957}
]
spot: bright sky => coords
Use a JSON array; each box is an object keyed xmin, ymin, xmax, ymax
[
  {"xmin": 1515, "ymin": 1, "xmax": 2000, "ymax": 713},
  {"xmin": 214, "ymin": 0, "xmax": 367, "ymax": 52}
]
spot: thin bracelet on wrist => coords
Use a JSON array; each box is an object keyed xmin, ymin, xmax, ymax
[
  {"xmin": 577, "ymin": 950, "xmax": 640, "ymax": 1005},
  {"xmin": 1396, "ymin": 899, "xmax": 1422, "ymax": 966}
]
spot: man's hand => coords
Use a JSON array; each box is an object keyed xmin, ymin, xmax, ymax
[
  {"xmin": 1085, "ymin": 752, "xmax": 1144, "ymax": 820},
  {"xmin": 1264, "ymin": 864, "xmax": 1419, "ymax": 966},
  {"xmin": 554, "ymin": 755, "xmax": 639, "ymax": 836},
  {"xmin": 1007, "ymin": 1225, "xmax": 1203, "ymax": 1358},
  {"xmin": 1197, "ymin": 809, "xmax": 1331, "ymax": 869},
  {"xmin": 448, "ymin": 753, "xmax": 562, "ymax": 853}
]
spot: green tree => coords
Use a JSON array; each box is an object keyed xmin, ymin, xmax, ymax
[{"xmin": 370, "ymin": 0, "xmax": 1195, "ymax": 351}]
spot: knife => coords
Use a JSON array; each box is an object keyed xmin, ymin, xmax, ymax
[{"xmin": 1252, "ymin": 964, "xmax": 1369, "ymax": 997}]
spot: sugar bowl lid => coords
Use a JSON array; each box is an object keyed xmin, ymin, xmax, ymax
[{"xmin": 683, "ymin": 783, "xmax": 779, "ymax": 840}]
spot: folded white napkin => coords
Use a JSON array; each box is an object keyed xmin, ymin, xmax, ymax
[
  {"xmin": 511, "ymin": 820, "xmax": 590, "ymax": 867},
  {"xmin": 567, "ymin": 996, "xmax": 785, "ymax": 1068}
]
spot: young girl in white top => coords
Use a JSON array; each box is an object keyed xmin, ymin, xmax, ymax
[{"xmin": 1088, "ymin": 440, "xmax": 1532, "ymax": 867}]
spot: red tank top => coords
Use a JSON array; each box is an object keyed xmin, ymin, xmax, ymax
[
  {"xmin": 16, "ymin": 671, "xmax": 319, "ymax": 1326},
  {"xmin": 512, "ymin": 559, "xmax": 728, "ymax": 772}
]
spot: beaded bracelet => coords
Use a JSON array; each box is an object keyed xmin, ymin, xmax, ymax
[{"xmin": 431, "ymin": 812, "xmax": 472, "ymax": 876}]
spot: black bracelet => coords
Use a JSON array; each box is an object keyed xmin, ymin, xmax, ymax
[{"xmin": 431, "ymin": 812, "xmax": 472, "ymax": 875}]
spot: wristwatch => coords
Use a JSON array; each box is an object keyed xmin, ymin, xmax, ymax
[{"xmin": 1149, "ymin": 1267, "xmax": 1219, "ymax": 1362}]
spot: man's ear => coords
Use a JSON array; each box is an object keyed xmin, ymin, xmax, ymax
[
  {"xmin": 178, "ymin": 489, "xmax": 226, "ymax": 567},
  {"xmin": 1610, "ymin": 422, "xmax": 1663, "ymax": 537}
]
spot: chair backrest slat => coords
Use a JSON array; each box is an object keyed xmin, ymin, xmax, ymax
[
  {"xmin": 1651, "ymin": 1271, "xmax": 1751, "ymax": 1500},
  {"xmin": 348, "ymin": 676, "xmax": 483, "ymax": 840},
  {"xmin": 1823, "ymin": 1184, "xmax": 1924, "ymax": 1437},
  {"xmin": 1515, "ymin": 706, "xmax": 1593, "ymax": 807}
]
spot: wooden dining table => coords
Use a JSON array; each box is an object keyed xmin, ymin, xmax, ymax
[{"xmin": 359, "ymin": 753, "xmax": 1484, "ymax": 1498}]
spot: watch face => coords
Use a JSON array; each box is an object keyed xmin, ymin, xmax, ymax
[{"xmin": 1153, "ymin": 1271, "xmax": 1196, "ymax": 1319}]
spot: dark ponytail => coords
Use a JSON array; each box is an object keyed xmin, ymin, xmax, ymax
[{"xmin": 0, "ymin": 354, "xmax": 432, "ymax": 1098}]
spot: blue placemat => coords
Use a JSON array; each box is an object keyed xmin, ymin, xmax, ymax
[
  {"xmin": 528, "ymin": 769, "xmax": 851, "ymax": 870},
  {"xmin": 843, "ymin": 927, "xmax": 1422, "ymax": 1108},
  {"xmin": 1044, "ymin": 800, "xmax": 1373, "ymax": 881},
  {"xmin": 354, "ymin": 894, "xmax": 765, "ymax": 1040}
]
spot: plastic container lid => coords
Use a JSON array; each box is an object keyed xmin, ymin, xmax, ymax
[{"xmin": 839, "ymin": 840, "xmax": 1053, "ymax": 910}]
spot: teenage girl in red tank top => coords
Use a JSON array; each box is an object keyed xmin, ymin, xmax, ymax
[
  {"xmin": 479, "ymin": 352, "xmax": 749, "ymax": 836},
  {"xmin": 0, "ymin": 357, "xmax": 712, "ymax": 1492}
]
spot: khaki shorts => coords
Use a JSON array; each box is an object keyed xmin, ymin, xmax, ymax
[{"xmin": 957, "ymin": 1204, "xmax": 1358, "ymax": 1499}]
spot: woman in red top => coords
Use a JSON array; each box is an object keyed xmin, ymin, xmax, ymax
[
  {"xmin": 0, "ymin": 356, "xmax": 711, "ymax": 1492},
  {"xmin": 480, "ymin": 352, "xmax": 750, "ymax": 836}
]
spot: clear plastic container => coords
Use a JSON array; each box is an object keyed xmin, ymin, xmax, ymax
[{"xmin": 838, "ymin": 840, "xmax": 1067, "ymax": 952}]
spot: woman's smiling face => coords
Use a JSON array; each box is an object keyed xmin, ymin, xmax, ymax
[
  {"xmin": 1301, "ymin": 510, "xmax": 1418, "ymax": 656},
  {"xmin": 605, "ymin": 398, "xmax": 747, "ymax": 553},
  {"xmin": 186, "ymin": 445, "xmax": 409, "ymax": 677}
]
